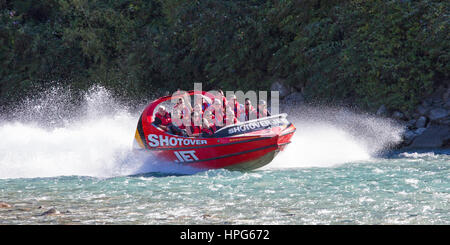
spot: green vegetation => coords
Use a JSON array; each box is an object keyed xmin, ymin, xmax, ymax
[{"xmin": 1, "ymin": 0, "xmax": 448, "ymax": 112}]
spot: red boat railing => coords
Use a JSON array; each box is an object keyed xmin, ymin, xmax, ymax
[{"xmin": 144, "ymin": 90, "xmax": 217, "ymax": 124}]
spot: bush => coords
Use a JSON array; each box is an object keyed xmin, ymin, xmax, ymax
[{"xmin": 0, "ymin": 0, "xmax": 448, "ymax": 112}]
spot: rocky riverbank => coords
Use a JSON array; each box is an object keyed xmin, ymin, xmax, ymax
[
  {"xmin": 392, "ymin": 86, "xmax": 450, "ymax": 149},
  {"xmin": 272, "ymin": 81, "xmax": 450, "ymax": 150}
]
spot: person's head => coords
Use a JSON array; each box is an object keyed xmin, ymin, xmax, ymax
[
  {"xmin": 228, "ymin": 95, "xmax": 237, "ymax": 104},
  {"xmin": 176, "ymin": 98, "xmax": 184, "ymax": 107},
  {"xmin": 215, "ymin": 90, "xmax": 224, "ymax": 104},
  {"xmin": 258, "ymin": 100, "xmax": 267, "ymax": 110},
  {"xmin": 157, "ymin": 106, "xmax": 166, "ymax": 115},
  {"xmin": 204, "ymin": 110, "xmax": 213, "ymax": 120},
  {"xmin": 245, "ymin": 98, "xmax": 251, "ymax": 109}
]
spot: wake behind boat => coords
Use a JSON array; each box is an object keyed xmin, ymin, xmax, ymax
[{"xmin": 133, "ymin": 90, "xmax": 296, "ymax": 170}]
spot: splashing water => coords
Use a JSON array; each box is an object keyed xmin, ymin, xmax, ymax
[
  {"xmin": 0, "ymin": 86, "xmax": 136, "ymax": 179},
  {"xmin": 1, "ymin": 87, "xmax": 448, "ymax": 225},
  {"xmin": 269, "ymin": 106, "xmax": 404, "ymax": 169},
  {"xmin": 0, "ymin": 86, "xmax": 405, "ymax": 179},
  {"xmin": 268, "ymin": 123, "xmax": 371, "ymax": 169}
]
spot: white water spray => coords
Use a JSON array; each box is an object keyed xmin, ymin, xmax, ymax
[
  {"xmin": 267, "ymin": 106, "xmax": 404, "ymax": 169},
  {"xmin": 268, "ymin": 123, "xmax": 371, "ymax": 169},
  {"xmin": 0, "ymin": 86, "xmax": 404, "ymax": 178},
  {"xmin": 0, "ymin": 86, "xmax": 206, "ymax": 179},
  {"xmin": 0, "ymin": 87, "xmax": 136, "ymax": 179}
]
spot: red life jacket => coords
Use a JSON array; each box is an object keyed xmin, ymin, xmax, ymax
[
  {"xmin": 202, "ymin": 102, "xmax": 209, "ymax": 112},
  {"xmin": 190, "ymin": 122, "xmax": 202, "ymax": 134},
  {"xmin": 155, "ymin": 112, "xmax": 172, "ymax": 126},
  {"xmin": 245, "ymin": 105, "xmax": 255, "ymax": 121},
  {"xmin": 231, "ymin": 101, "xmax": 241, "ymax": 119},
  {"xmin": 225, "ymin": 116, "xmax": 237, "ymax": 125},
  {"xmin": 257, "ymin": 109, "xmax": 269, "ymax": 118},
  {"xmin": 202, "ymin": 123, "xmax": 216, "ymax": 135},
  {"xmin": 212, "ymin": 108, "xmax": 224, "ymax": 126},
  {"xmin": 222, "ymin": 97, "xmax": 227, "ymax": 109},
  {"xmin": 174, "ymin": 104, "xmax": 189, "ymax": 120}
]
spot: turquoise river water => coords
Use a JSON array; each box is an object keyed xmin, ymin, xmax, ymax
[{"xmin": 0, "ymin": 87, "xmax": 449, "ymax": 224}]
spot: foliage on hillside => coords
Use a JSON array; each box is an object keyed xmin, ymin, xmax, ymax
[{"xmin": 1, "ymin": 0, "xmax": 448, "ymax": 112}]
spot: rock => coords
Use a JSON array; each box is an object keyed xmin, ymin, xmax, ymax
[
  {"xmin": 403, "ymin": 130, "xmax": 417, "ymax": 145},
  {"xmin": 416, "ymin": 105, "xmax": 429, "ymax": 116},
  {"xmin": 431, "ymin": 85, "xmax": 447, "ymax": 105},
  {"xmin": 0, "ymin": 202, "xmax": 12, "ymax": 208},
  {"xmin": 408, "ymin": 125, "xmax": 450, "ymax": 149},
  {"xmin": 443, "ymin": 87, "xmax": 450, "ymax": 102},
  {"xmin": 445, "ymin": 100, "xmax": 450, "ymax": 109},
  {"xmin": 439, "ymin": 115, "xmax": 450, "ymax": 126},
  {"xmin": 415, "ymin": 116, "xmax": 427, "ymax": 128},
  {"xmin": 422, "ymin": 98, "xmax": 433, "ymax": 107},
  {"xmin": 201, "ymin": 214, "xmax": 211, "ymax": 219},
  {"xmin": 40, "ymin": 208, "xmax": 60, "ymax": 216},
  {"xmin": 392, "ymin": 111, "xmax": 405, "ymax": 120},
  {"xmin": 428, "ymin": 108, "xmax": 449, "ymax": 121},
  {"xmin": 294, "ymin": 83, "xmax": 305, "ymax": 93},
  {"xmin": 270, "ymin": 80, "xmax": 290, "ymax": 99},
  {"xmin": 414, "ymin": 127, "xmax": 427, "ymax": 135},
  {"xmin": 406, "ymin": 119, "xmax": 416, "ymax": 129},
  {"xmin": 376, "ymin": 105, "xmax": 387, "ymax": 116},
  {"xmin": 17, "ymin": 207, "xmax": 32, "ymax": 212},
  {"xmin": 283, "ymin": 92, "xmax": 304, "ymax": 105},
  {"xmin": 432, "ymin": 96, "xmax": 443, "ymax": 105}
]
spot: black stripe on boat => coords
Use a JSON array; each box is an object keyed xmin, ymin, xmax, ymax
[{"xmin": 137, "ymin": 114, "xmax": 149, "ymax": 149}]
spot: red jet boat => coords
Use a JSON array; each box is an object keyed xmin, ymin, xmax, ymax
[{"xmin": 133, "ymin": 90, "xmax": 296, "ymax": 171}]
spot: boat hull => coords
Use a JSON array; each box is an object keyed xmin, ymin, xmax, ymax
[
  {"xmin": 133, "ymin": 90, "xmax": 296, "ymax": 171},
  {"xmin": 135, "ymin": 122, "xmax": 295, "ymax": 171}
]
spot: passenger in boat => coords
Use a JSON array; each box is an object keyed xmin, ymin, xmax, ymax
[
  {"xmin": 154, "ymin": 106, "xmax": 187, "ymax": 136},
  {"xmin": 257, "ymin": 99, "xmax": 271, "ymax": 118},
  {"xmin": 193, "ymin": 104, "xmax": 203, "ymax": 116},
  {"xmin": 217, "ymin": 89, "xmax": 227, "ymax": 109},
  {"xmin": 173, "ymin": 97, "xmax": 192, "ymax": 119},
  {"xmin": 173, "ymin": 98, "xmax": 184, "ymax": 116},
  {"xmin": 171, "ymin": 110, "xmax": 186, "ymax": 130},
  {"xmin": 224, "ymin": 108, "xmax": 238, "ymax": 126},
  {"xmin": 186, "ymin": 112, "xmax": 202, "ymax": 137},
  {"xmin": 244, "ymin": 98, "xmax": 257, "ymax": 121},
  {"xmin": 228, "ymin": 95, "xmax": 244, "ymax": 121},
  {"xmin": 194, "ymin": 95, "xmax": 210, "ymax": 113},
  {"xmin": 201, "ymin": 118, "xmax": 216, "ymax": 137},
  {"xmin": 208, "ymin": 99, "xmax": 225, "ymax": 129},
  {"xmin": 203, "ymin": 110, "xmax": 215, "ymax": 124},
  {"xmin": 203, "ymin": 110, "xmax": 219, "ymax": 131}
]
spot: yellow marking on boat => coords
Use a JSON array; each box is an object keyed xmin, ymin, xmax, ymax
[
  {"xmin": 134, "ymin": 130, "xmax": 145, "ymax": 148},
  {"xmin": 228, "ymin": 136, "xmax": 258, "ymax": 142}
]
